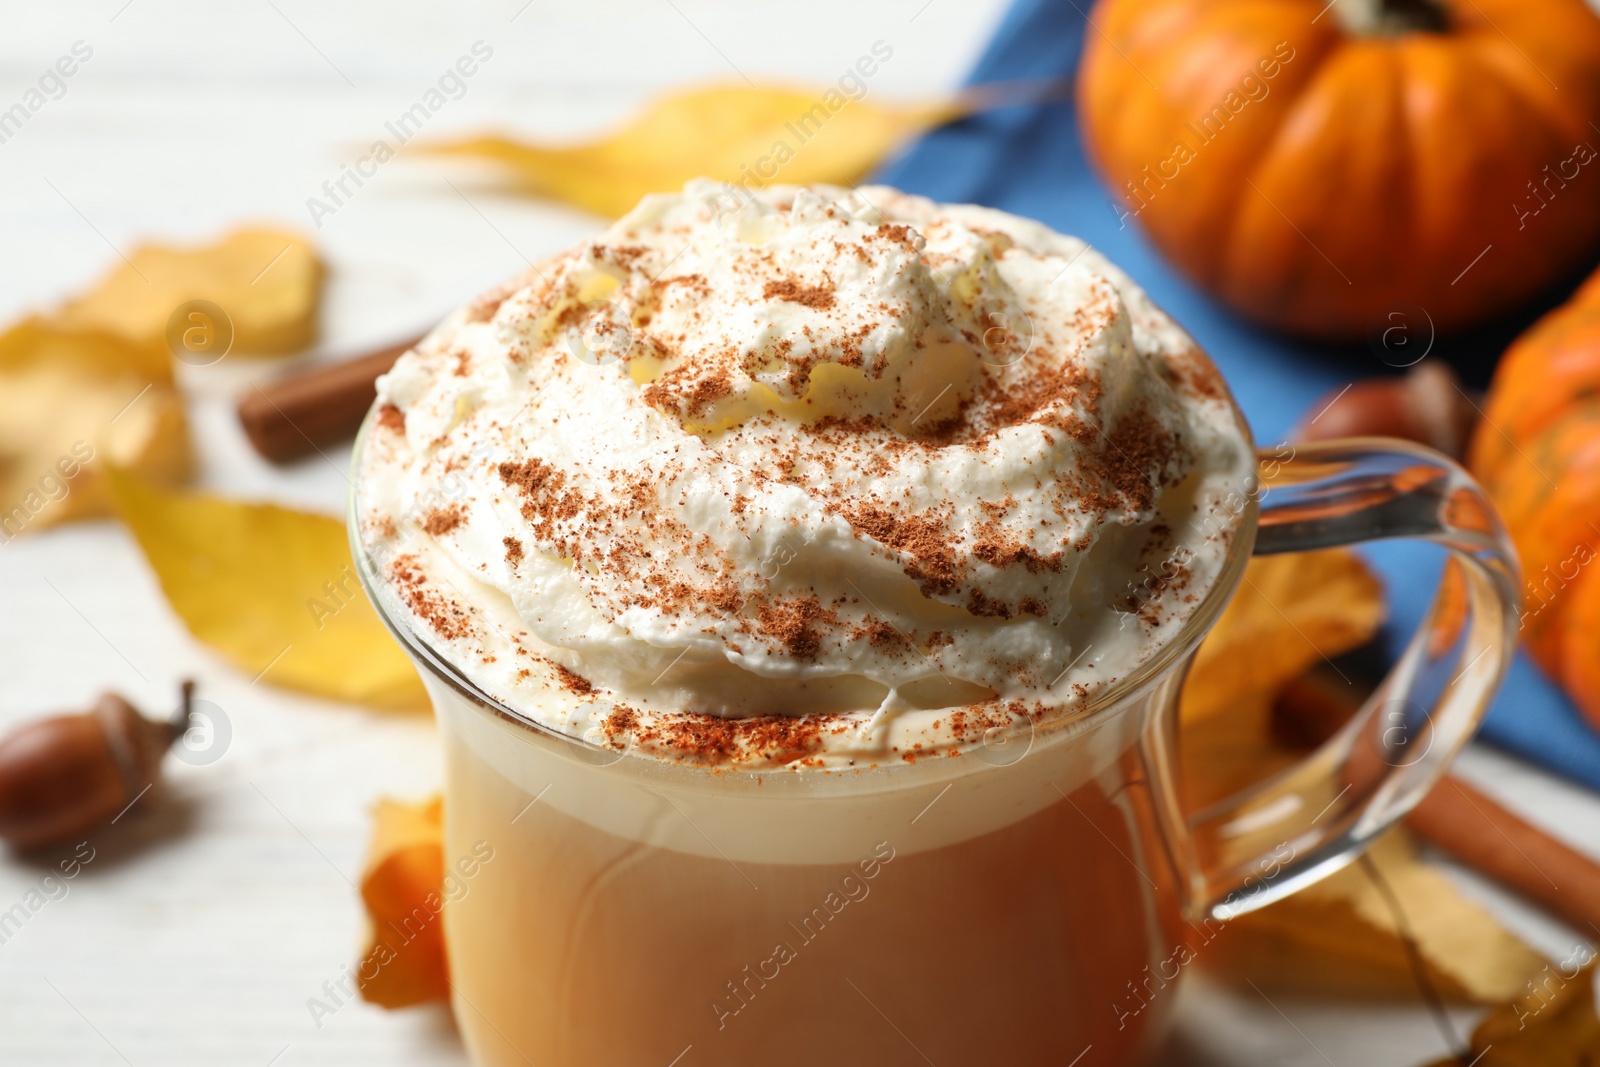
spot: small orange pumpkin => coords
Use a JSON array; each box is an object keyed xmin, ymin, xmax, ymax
[
  {"xmin": 1470, "ymin": 266, "xmax": 1600, "ymax": 728},
  {"xmin": 1078, "ymin": 0, "xmax": 1600, "ymax": 339}
]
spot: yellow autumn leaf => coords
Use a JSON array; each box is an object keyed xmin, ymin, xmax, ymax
[
  {"xmin": 0, "ymin": 313, "xmax": 171, "ymax": 382},
  {"xmin": 58, "ymin": 225, "xmax": 323, "ymax": 357},
  {"xmin": 1182, "ymin": 548, "xmax": 1385, "ymax": 725},
  {"xmin": 1421, "ymin": 960, "xmax": 1600, "ymax": 1065},
  {"xmin": 1, "ymin": 224, "xmax": 328, "ymax": 537},
  {"xmin": 1203, "ymin": 830, "xmax": 1545, "ymax": 1004},
  {"xmin": 356, "ymin": 794, "xmax": 451, "ymax": 1009},
  {"xmin": 105, "ymin": 466, "xmax": 427, "ymax": 711},
  {"xmin": 418, "ymin": 82, "xmax": 969, "ymax": 218},
  {"xmin": 1180, "ymin": 688, "xmax": 1301, "ymax": 812},
  {"xmin": 0, "ymin": 318, "xmax": 191, "ymax": 539}
]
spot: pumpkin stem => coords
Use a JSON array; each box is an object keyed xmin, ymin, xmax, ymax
[{"xmin": 1334, "ymin": 0, "xmax": 1449, "ymax": 35}]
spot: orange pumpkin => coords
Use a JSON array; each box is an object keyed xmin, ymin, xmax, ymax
[
  {"xmin": 1078, "ymin": 0, "xmax": 1600, "ymax": 339},
  {"xmin": 1470, "ymin": 266, "xmax": 1600, "ymax": 728}
]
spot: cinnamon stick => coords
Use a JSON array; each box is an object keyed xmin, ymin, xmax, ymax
[
  {"xmin": 1409, "ymin": 775, "xmax": 1600, "ymax": 936},
  {"xmin": 1276, "ymin": 672, "xmax": 1600, "ymax": 934},
  {"xmin": 237, "ymin": 334, "xmax": 422, "ymax": 463}
]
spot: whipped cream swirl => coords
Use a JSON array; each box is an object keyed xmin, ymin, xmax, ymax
[{"xmin": 354, "ymin": 181, "xmax": 1255, "ymax": 767}]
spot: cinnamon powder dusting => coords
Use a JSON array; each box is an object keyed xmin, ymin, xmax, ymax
[
  {"xmin": 624, "ymin": 709, "xmax": 840, "ymax": 766},
  {"xmin": 756, "ymin": 596, "xmax": 831, "ymax": 659},
  {"xmin": 552, "ymin": 664, "xmax": 593, "ymax": 694},
  {"xmin": 498, "ymin": 459, "xmax": 586, "ymax": 533},
  {"xmin": 763, "ymin": 277, "xmax": 836, "ymax": 310},
  {"xmin": 422, "ymin": 504, "xmax": 464, "ymax": 536},
  {"xmin": 850, "ymin": 617, "xmax": 905, "ymax": 649},
  {"xmin": 841, "ymin": 504, "xmax": 958, "ymax": 595},
  {"xmin": 1099, "ymin": 407, "xmax": 1177, "ymax": 513},
  {"xmin": 389, "ymin": 554, "xmax": 472, "ymax": 640},
  {"xmin": 871, "ymin": 222, "xmax": 917, "ymax": 251}
]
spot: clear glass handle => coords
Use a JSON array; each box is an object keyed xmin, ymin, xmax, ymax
[{"xmin": 1159, "ymin": 440, "xmax": 1520, "ymax": 921}]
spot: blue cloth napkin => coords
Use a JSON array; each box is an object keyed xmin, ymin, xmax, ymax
[{"xmin": 876, "ymin": 0, "xmax": 1600, "ymax": 790}]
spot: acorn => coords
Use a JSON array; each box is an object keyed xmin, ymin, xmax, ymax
[
  {"xmin": 0, "ymin": 681, "xmax": 195, "ymax": 850},
  {"xmin": 1295, "ymin": 361, "xmax": 1480, "ymax": 461}
]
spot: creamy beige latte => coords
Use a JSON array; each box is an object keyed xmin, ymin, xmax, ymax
[{"xmin": 352, "ymin": 181, "xmax": 1255, "ymax": 1066}]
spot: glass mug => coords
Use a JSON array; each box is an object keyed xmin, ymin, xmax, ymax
[{"xmin": 351, "ymin": 435, "xmax": 1517, "ymax": 1067}]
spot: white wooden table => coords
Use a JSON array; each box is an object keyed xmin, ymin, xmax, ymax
[{"xmin": 2, "ymin": 3, "xmax": 1597, "ymax": 1064}]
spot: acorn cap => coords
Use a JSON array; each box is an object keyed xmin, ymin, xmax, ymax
[{"xmin": 95, "ymin": 692, "xmax": 179, "ymax": 795}]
